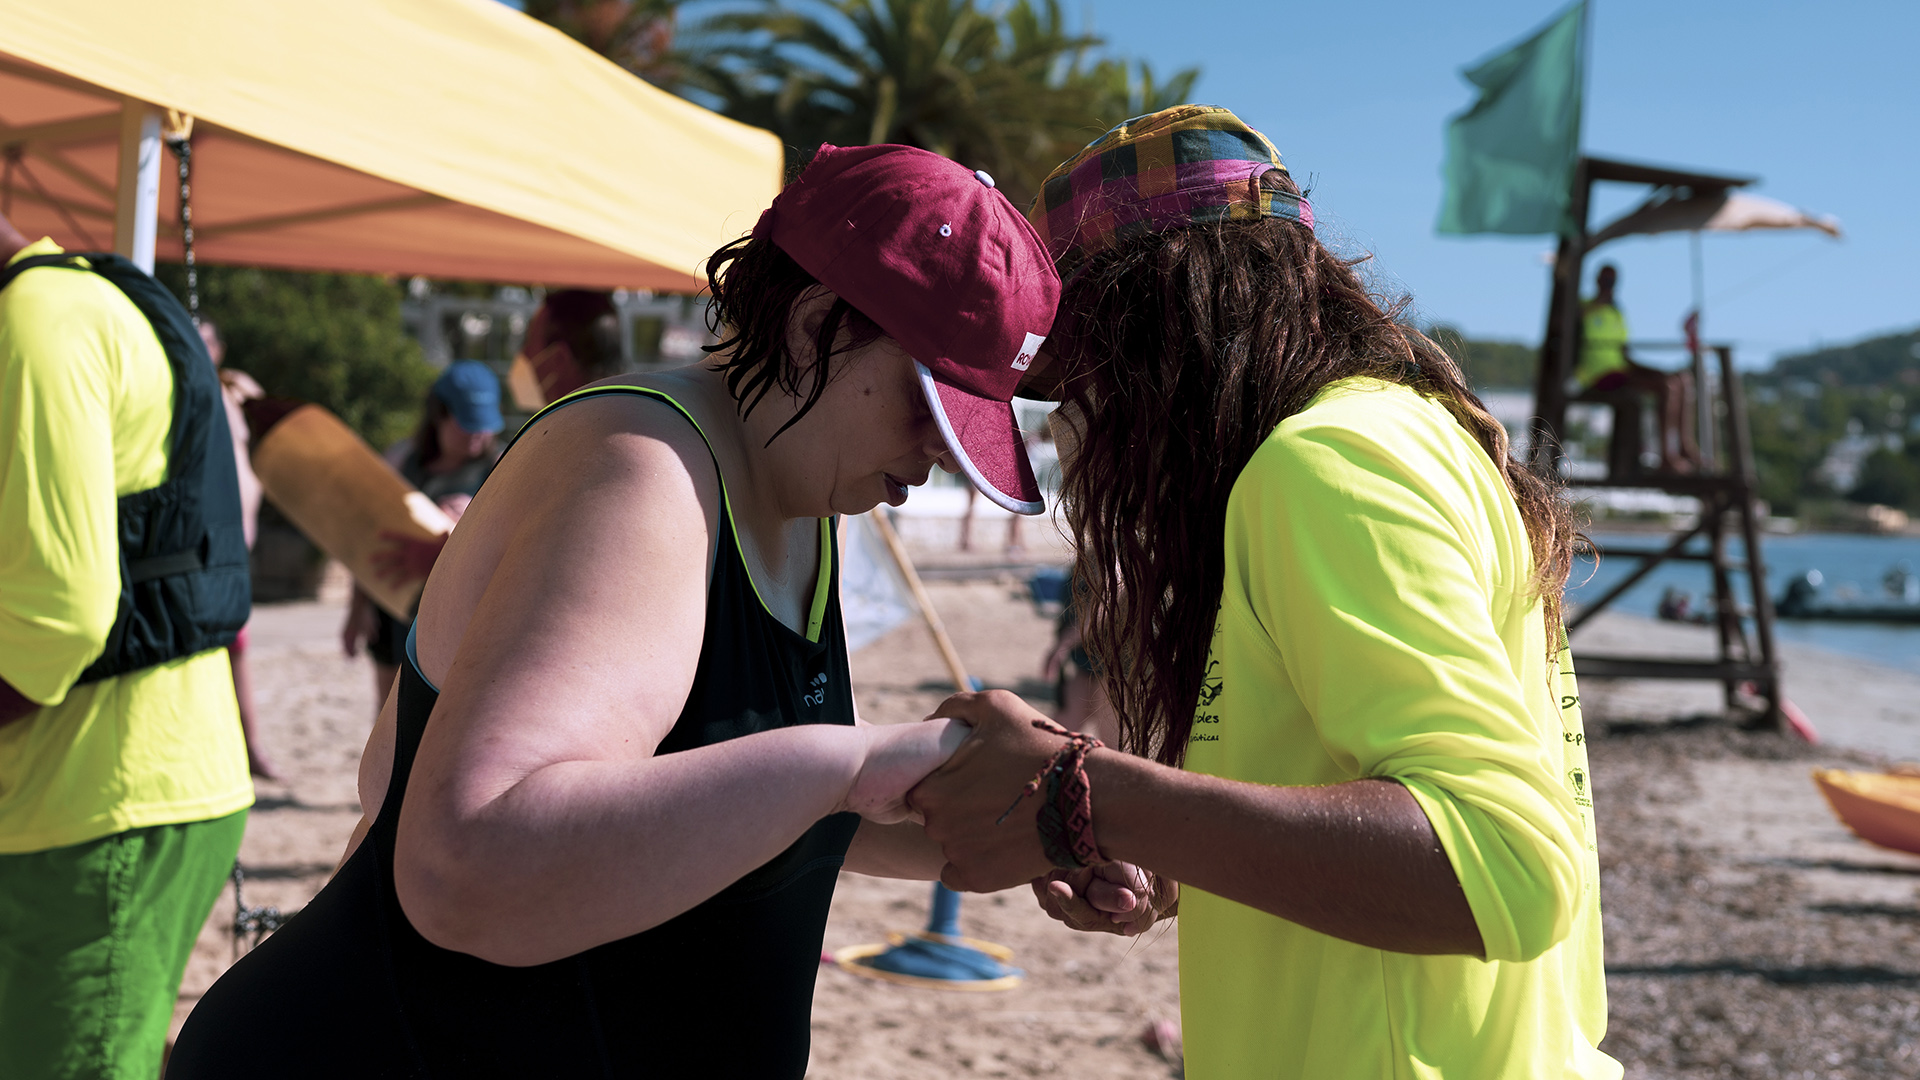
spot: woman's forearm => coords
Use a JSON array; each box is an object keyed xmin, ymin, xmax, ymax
[
  {"xmin": 1088, "ymin": 751, "xmax": 1485, "ymax": 956},
  {"xmin": 396, "ymin": 722, "xmax": 864, "ymax": 966},
  {"xmin": 844, "ymin": 819, "xmax": 946, "ymax": 880}
]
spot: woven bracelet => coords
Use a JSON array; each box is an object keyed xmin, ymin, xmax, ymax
[{"xmin": 997, "ymin": 719, "xmax": 1106, "ymax": 869}]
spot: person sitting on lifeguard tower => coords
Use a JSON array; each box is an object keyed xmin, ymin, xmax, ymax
[{"xmin": 1576, "ymin": 263, "xmax": 1701, "ymax": 473}]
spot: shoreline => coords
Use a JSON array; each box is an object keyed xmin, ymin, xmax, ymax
[{"xmin": 1571, "ymin": 609, "xmax": 1920, "ymax": 761}]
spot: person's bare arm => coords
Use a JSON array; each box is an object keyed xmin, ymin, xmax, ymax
[
  {"xmin": 1089, "ymin": 751, "xmax": 1480, "ymax": 956},
  {"xmin": 911, "ymin": 691, "xmax": 1483, "ymax": 957},
  {"xmin": 389, "ymin": 398, "xmax": 962, "ymax": 967},
  {"xmin": 835, "ymin": 534, "xmax": 947, "ymax": 883},
  {"xmin": 842, "ymin": 819, "xmax": 947, "ymax": 879},
  {"xmin": 341, "ymin": 587, "xmax": 378, "ymax": 659}
]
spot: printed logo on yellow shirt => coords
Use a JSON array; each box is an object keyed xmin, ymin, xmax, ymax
[
  {"xmin": 1198, "ymin": 659, "xmax": 1224, "ymax": 706},
  {"xmin": 1567, "ymin": 767, "xmax": 1591, "ymax": 807},
  {"xmin": 1191, "ymin": 659, "xmax": 1224, "ymax": 743}
]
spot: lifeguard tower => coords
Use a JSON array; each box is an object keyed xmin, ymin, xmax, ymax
[
  {"xmin": 1533, "ymin": 157, "xmax": 1836, "ymax": 728},
  {"xmin": 1440, "ymin": 5, "xmax": 1840, "ymax": 732}
]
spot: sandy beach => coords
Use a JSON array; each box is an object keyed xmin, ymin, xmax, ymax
[{"xmin": 167, "ymin": 524, "xmax": 1920, "ymax": 1077}]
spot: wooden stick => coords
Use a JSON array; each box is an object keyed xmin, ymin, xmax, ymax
[{"xmin": 866, "ymin": 510, "xmax": 973, "ymax": 691}]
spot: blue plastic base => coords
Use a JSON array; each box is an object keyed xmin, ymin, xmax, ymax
[
  {"xmin": 860, "ymin": 935, "xmax": 1021, "ymax": 982},
  {"xmin": 835, "ymin": 883, "xmax": 1022, "ymax": 989}
]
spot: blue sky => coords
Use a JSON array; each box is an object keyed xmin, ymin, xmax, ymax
[{"xmin": 1073, "ymin": 0, "xmax": 1915, "ymax": 365}]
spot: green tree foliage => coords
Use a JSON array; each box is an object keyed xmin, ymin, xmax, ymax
[
  {"xmin": 1744, "ymin": 328, "xmax": 1920, "ymax": 513},
  {"xmin": 1085, "ymin": 57, "xmax": 1199, "ymax": 124},
  {"xmin": 1850, "ymin": 445, "xmax": 1920, "ymax": 509},
  {"xmin": 1427, "ymin": 325, "xmax": 1539, "ymax": 390},
  {"xmin": 1769, "ymin": 326, "xmax": 1920, "ymax": 389},
  {"xmin": 676, "ymin": 0, "xmax": 1198, "ymax": 208},
  {"xmin": 523, "ymin": 0, "xmax": 1201, "ymax": 211},
  {"xmin": 1742, "ymin": 389, "xmax": 1828, "ymax": 513},
  {"xmin": 155, "ymin": 264, "xmax": 435, "ymax": 451},
  {"xmin": 522, "ymin": 0, "xmax": 683, "ymax": 86},
  {"xmin": 1744, "ymin": 380, "xmax": 1919, "ymax": 515}
]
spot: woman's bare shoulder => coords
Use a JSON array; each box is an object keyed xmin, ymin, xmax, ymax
[
  {"xmin": 411, "ymin": 380, "xmax": 729, "ymax": 686},
  {"xmin": 513, "ymin": 378, "xmax": 722, "ymax": 471}
]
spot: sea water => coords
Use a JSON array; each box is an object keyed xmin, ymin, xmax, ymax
[{"xmin": 1570, "ymin": 532, "xmax": 1920, "ymax": 675}]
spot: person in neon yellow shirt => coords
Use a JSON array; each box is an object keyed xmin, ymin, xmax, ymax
[
  {"xmin": 910, "ymin": 106, "xmax": 1617, "ymax": 1078},
  {"xmin": 1577, "ymin": 263, "xmax": 1699, "ymax": 473},
  {"xmin": 0, "ymin": 214, "xmax": 253, "ymax": 1079}
]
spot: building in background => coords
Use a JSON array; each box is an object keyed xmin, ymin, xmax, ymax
[{"xmin": 402, "ymin": 278, "xmax": 717, "ymax": 398}]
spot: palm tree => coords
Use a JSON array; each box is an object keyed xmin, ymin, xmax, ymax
[
  {"xmin": 681, "ymin": 0, "xmax": 1169, "ymax": 209},
  {"xmin": 528, "ymin": 0, "xmax": 1202, "ymax": 209},
  {"xmin": 1086, "ymin": 58, "xmax": 1202, "ymax": 128},
  {"xmin": 524, "ymin": 0, "xmax": 684, "ymax": 86}
]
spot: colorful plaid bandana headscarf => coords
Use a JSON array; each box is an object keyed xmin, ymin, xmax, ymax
[{"xmin": 1027, "ymin": 104, "xmax": 1312, "ymax": 284}]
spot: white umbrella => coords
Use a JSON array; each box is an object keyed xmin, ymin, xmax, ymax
[
  {"xmin": 1591, "ymin": 189, "xmax": 1841, "ymax": 247},
  {"xmin": 1591, "ymin": 187, "xmax": 1842, "ymax": 340}
]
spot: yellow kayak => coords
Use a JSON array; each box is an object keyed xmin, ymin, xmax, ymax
[{"xmin": 1813, "ymin": 769, "xmax": 1920, "ymax": 856}]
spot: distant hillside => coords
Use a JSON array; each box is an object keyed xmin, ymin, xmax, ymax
[
  {"xmin": 1762, "ymin": 326, "xmax": 1920, "ymax": 388},
  {"xmin": 1425, "ymin": 325, "xmax": 1920, "ymax": 394},
  {"xmin": 1427, "ymin": 326, "xmax": 1539, "ymax": 391}
]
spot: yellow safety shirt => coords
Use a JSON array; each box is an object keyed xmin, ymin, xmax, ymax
[
  {"xmin": 1576, "ymin": 301, "xmax": 1630, "ymax": 388},
  {"xmin": 0, "ymin": 239, "xmax": 252, "ymax": 853},
  {"xmin": 1179, "ymin": 378, "xmax": 1617, "ymax": 1079}
]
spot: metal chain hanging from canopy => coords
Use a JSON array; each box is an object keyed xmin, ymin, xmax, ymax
[{"xmin": 162, "ymin": 112, "xmax": 198, "ymax": 324}]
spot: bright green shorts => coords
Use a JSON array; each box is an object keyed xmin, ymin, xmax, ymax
[{"xmin": 0, "ymin": 810, "xmax": 246, "ymax": 1080}]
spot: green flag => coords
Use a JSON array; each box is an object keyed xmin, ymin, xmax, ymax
[{"xmin": 1437, "ymin": 2, "xmax": 1586, "ymax": 236}]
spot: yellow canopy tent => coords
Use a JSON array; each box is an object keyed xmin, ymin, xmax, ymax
[{"xmin": 0, "ymin": 0, "xmax": 781, "ymax": 290}]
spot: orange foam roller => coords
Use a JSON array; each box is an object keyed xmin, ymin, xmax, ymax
[{"xmin": 246, "ymin": 400, "xmax": 453, "ymax": 620}]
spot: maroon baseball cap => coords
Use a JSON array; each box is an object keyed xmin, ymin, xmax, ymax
[{"xmin": 753, "ymin": 144, "xmax": 1060, "ymax": 515}]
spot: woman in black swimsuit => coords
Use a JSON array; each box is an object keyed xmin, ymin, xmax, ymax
[{"xmin": 170, "ymin": 145, "xmax": 1060, "ymax": 1077}]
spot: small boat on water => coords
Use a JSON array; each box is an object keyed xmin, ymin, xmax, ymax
[
  {"xmin": 1813, "ymin": 769, "xmax": 1920, "ymax": 856},
  {"xmin": 1775, "ymin": 566, "xmax": 1920, "ymax": 624}
]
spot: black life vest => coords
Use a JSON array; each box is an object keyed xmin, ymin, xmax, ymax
[{"xmin": 0, "ymin": 252, "xmax": 250, "ymax": 684}]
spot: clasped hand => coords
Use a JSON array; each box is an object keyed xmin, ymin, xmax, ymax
[{"xmin": 908, "ymin": 690, "xmax": 1173, "ymax": 937}]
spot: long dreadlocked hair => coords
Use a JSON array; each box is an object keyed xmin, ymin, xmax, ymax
[{"xmin": 1054, "ymin": 170, "xmax": 1578, "ymax": 767}]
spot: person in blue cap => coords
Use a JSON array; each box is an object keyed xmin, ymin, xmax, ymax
[{"xmin": 341, "ymin": 360, "xmax": 505, "ymax": 707}]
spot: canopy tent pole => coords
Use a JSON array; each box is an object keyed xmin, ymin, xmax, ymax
[{"xmin": 111, "ymin": 97, "xmax": 159, "ymax": 272}]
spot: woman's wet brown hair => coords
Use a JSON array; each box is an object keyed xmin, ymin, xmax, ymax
[
  {"xmin": 703, "ymin": 234, "xmax": 883, "ymax": 443},
  {"xmin": 1053, "ymin": 169, "xmax": 1579, "ymax": 766}
]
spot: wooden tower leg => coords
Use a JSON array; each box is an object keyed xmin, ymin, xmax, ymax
[{"xmin": 1720, "ymin": 346, "xmax": 1783, "ymax": 727}]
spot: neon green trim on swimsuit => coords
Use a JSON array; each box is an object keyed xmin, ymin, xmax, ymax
[
  {"xmin": 518, "ymin": 383, "xmax": 834, "ymax": 644},
  {"xmin": 805, "ymin": 517, "xmax": 832, "ymax": 643}
]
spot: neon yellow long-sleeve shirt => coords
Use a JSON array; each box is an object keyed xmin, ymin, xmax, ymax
[{"xmin": 1179, "ymin": 378, "xmax": 1616, "ymax": 1079}]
